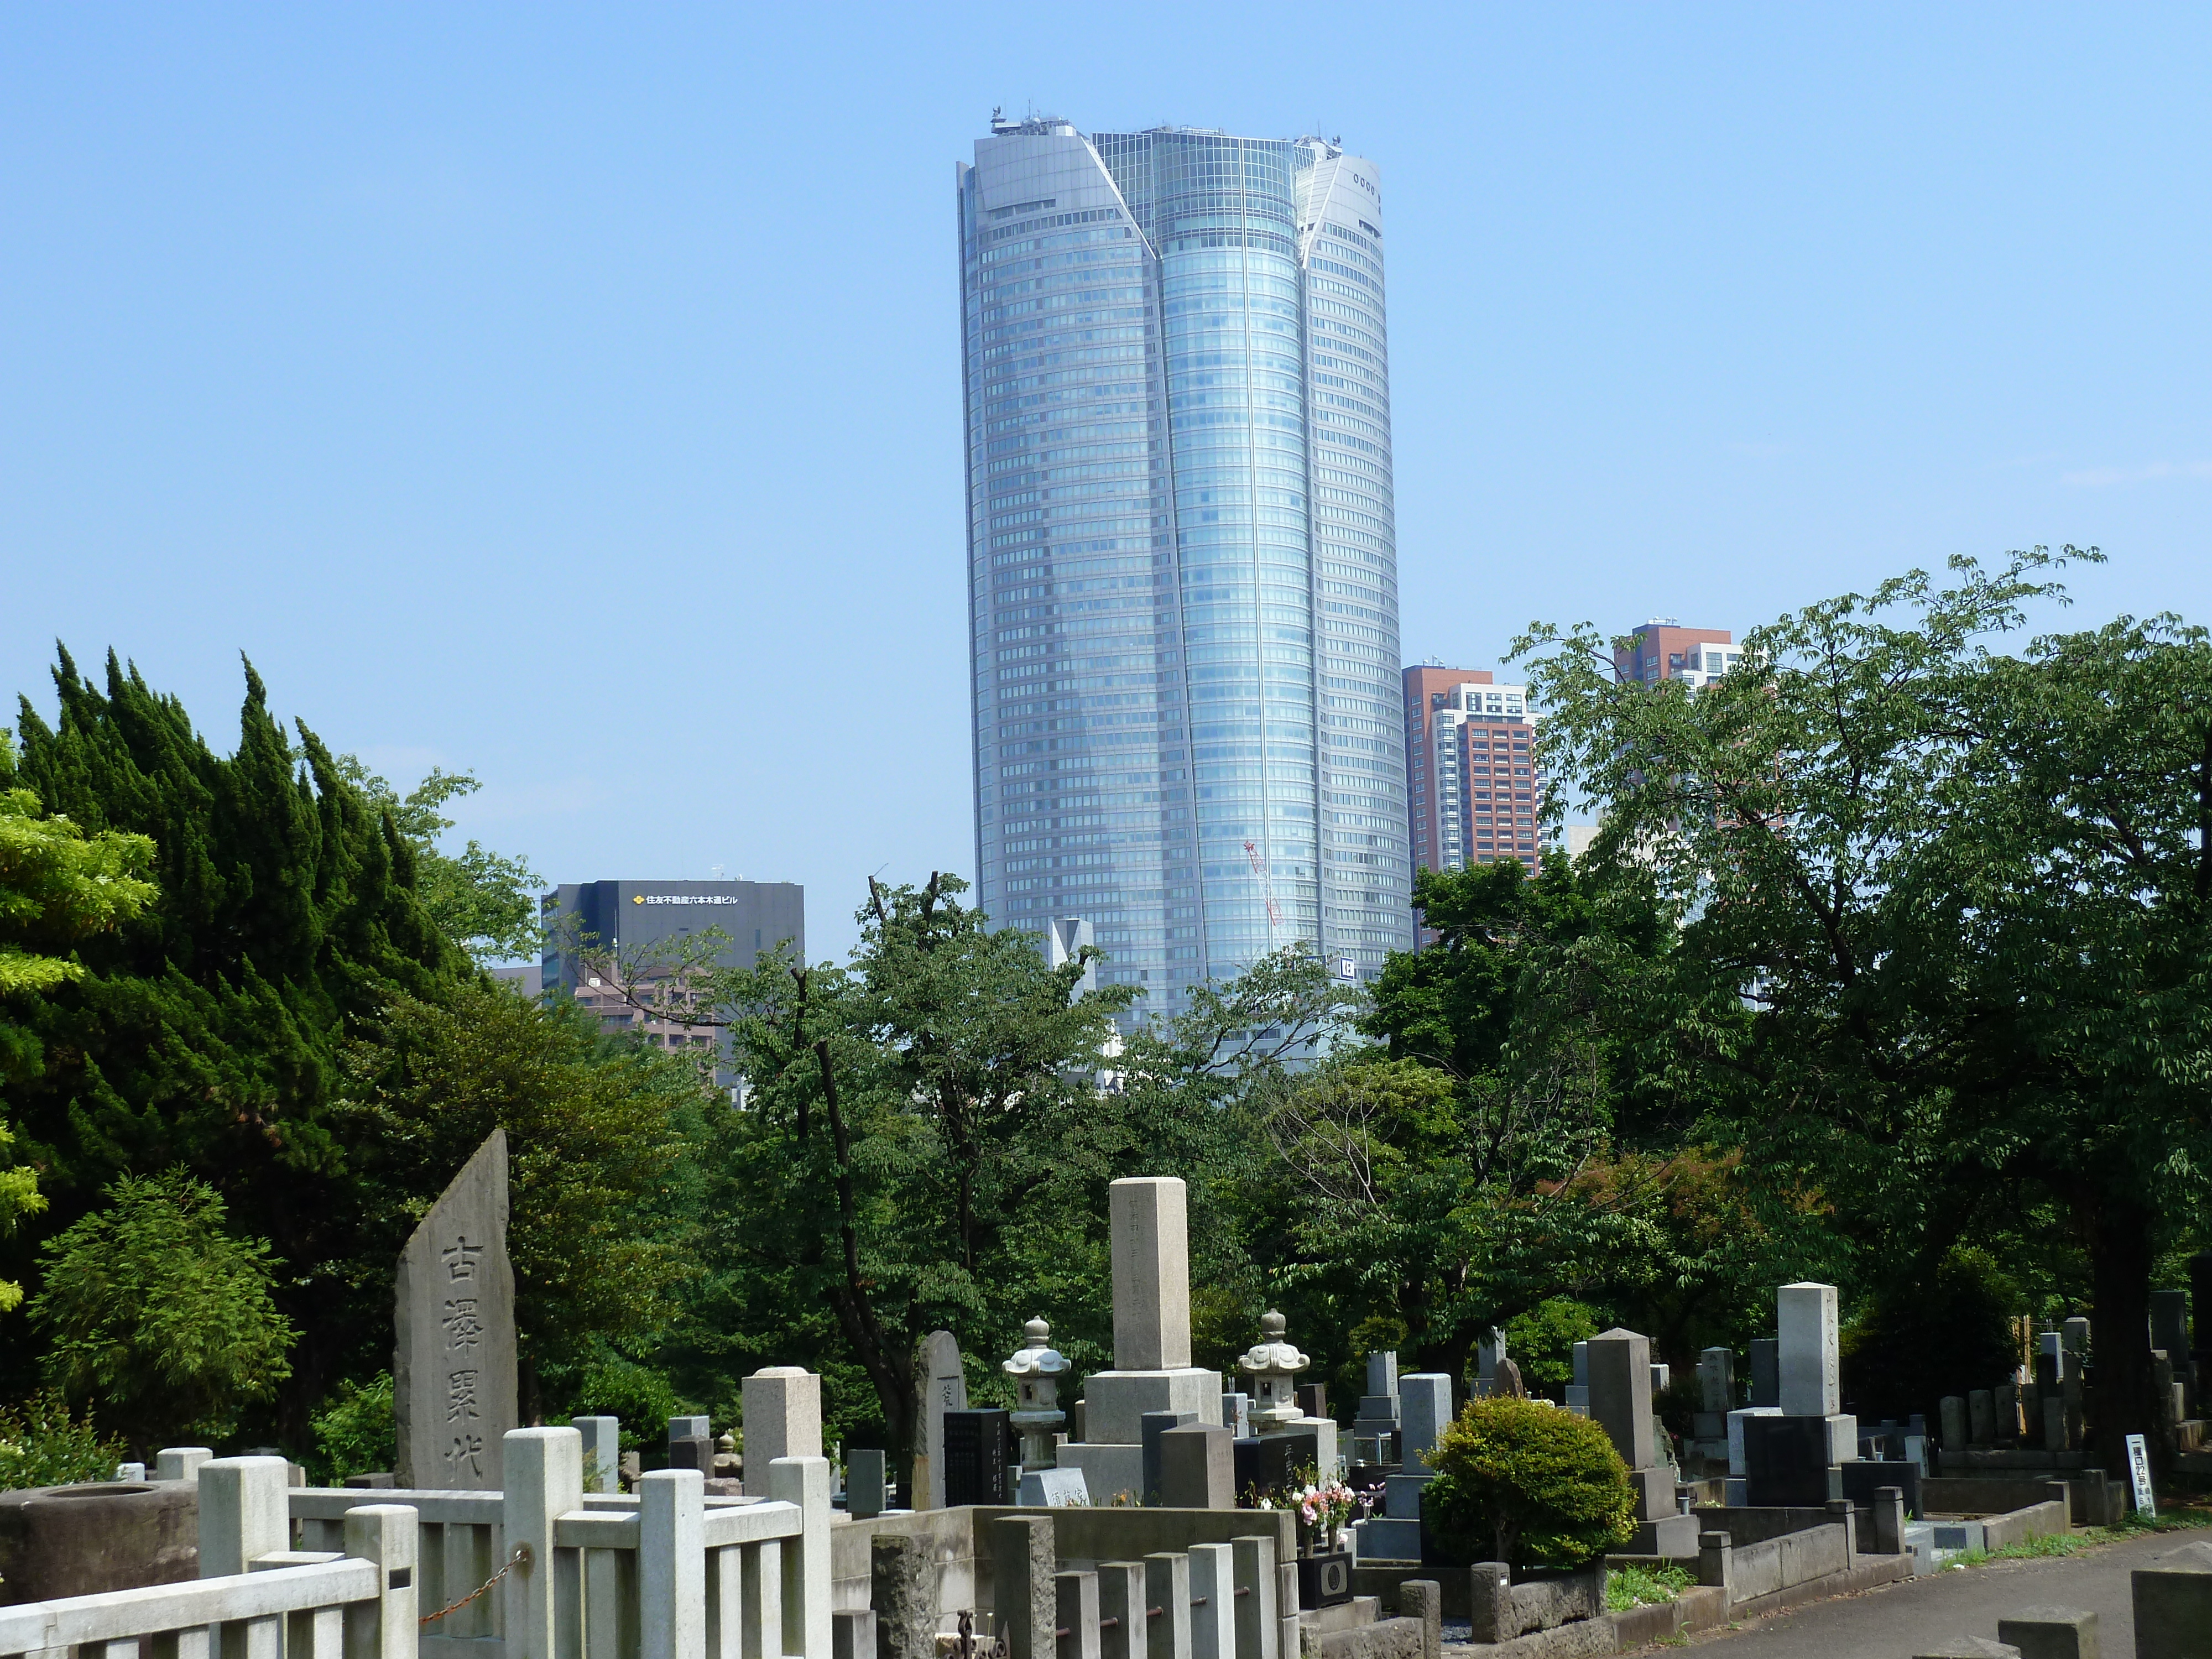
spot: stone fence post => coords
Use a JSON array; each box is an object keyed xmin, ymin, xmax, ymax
[
  {"xmin": 1142, "ymin": 1551, "xmax": 1191, "ymax": 1659},
  {"xmin": 505, "ymin": 1428, "xmax": 584, "ymax": 1659},
  {"xmin": 200, "ymin": 1457, "xmax": 292, "ymax": 1577},
  {"xmin": 770, "ymin": 1455, "xmax": 831, "ymax": 1659},
  {"xmin": 640, "ymin": 1469, "xmax": 705, "ymax": 1659},
  {"xmin": 342, "ymin": 1503, "xmax": 420, "ymax": 1659},
  {"xmin": 1697, "ymin": 1531, "xmax": 1734, "ymax": 1603}
]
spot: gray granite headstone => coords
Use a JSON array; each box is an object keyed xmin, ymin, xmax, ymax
[
  {"xmin": 395, "ymin": 1128, "xmax": 517, "ymax": 1489},
  {"xmin": 914, "ymin": 1330, "xmax": 968, "ymax": 1509}
]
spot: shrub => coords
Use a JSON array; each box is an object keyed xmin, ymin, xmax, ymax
[
  {"xmin": 0, "ymin": 1390, "xmax": 127, "ymax": 1490},
  {"xmin": 309, "ymin": 1373, "xmax": 396, "ymax": 1485},
  {"xmin": 1421, "ymin": 1395, "xmax": 1638, "ymax": 1571},
  {"xmin": 30, "ymin": 1169, "xmax": 298, "ymax": 1449}
]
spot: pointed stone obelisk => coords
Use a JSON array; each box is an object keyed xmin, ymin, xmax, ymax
[{"xmin": 395, "ymin": 1129, "xmax": 518, "ymax": 1489}]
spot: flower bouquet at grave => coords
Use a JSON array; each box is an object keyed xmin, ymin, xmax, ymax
[{"xmin": 1251, "ymin": 1465, "xmax": 1363, "ymax": 1554}]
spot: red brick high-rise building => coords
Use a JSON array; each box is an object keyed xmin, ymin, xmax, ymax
[
  {"xmin": 1613, "ymin": 620, "xmax": 1741, "ymax": 686},
  {"xmin": 1403, "ymin": 665, "xmax": 1542, "ymax": 903}
]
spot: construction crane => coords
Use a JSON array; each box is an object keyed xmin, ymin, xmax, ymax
[{"xmin": 1243, "ymin": 839, "xmax": 1282, "ymax": 946}]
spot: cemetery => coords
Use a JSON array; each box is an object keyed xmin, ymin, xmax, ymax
[{"xmin": 4, "ymin": 1150, "xmax": 2209, "ymax": 1659}]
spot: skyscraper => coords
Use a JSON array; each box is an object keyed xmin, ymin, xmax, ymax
[
  {"xmin": 959, "ymin": 116, "xmax": 1412, "ymax": 1014},
  {"xmin": 1403, "ymin": 666, "xmax": 1543, "ymax": 883}
]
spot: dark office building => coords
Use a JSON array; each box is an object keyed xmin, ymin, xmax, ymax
[{"xmin": 540, "ymin": 880, "xmax": 804, "ymax": 1048}]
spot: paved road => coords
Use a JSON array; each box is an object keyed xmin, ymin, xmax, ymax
[{"xmin": 1658, "ymin": 1530, "xmax": 2208, "ymax": 1657}]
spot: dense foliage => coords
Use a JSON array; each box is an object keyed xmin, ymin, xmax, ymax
[
  {"xmin": 0, "ymin": 562, "xmax": 2205, "ymax": 1488},
  {"xmin": 0, "ymin": 1391, "xmax": 126, "ymax": 1491},
  {"xmin": 1422, "ymin": 1396, "xmax": 1637, "ymax": 1569},
  {"xmin": 30, "ymin": 1170, "xmax": 298, "ymax": 1449}
]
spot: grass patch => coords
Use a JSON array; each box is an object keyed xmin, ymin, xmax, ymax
[
  {"xmin": 1943, "ymin": 1503, "xmax": 2212, "ymax": 1571},
  {"xmin": 1606, "ymin": 1561, "xmax": 1694, "ymax": 1610}
]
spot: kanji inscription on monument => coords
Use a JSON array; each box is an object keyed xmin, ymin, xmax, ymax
[{"xmin": 395, "ymin": 1128, "xmax": 518, "ymax": 1488}]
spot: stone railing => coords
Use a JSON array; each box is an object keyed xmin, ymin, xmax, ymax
[
  {"xmin": 1, "ymin": 1428, "xmax": 833, "ymax": 1659},
  {"xmin": 290, "ymin": 1428, "xmax": 833, "ymax": 1659},
  {"xmin": 0, "ymin": 1469, "xmax": 411, "ymax": 1659}
]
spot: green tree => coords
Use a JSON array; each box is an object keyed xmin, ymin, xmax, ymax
[
  {"xmin": 1515, "ymin": 549, "xmax": 2212, "ymax": 1474},
  {"xmin": 30, "ymin": 1169, "xmax": 298, "ymax": 1449},
  {"xmin": 0, "ymin": 650, "xmax": 464, "ymax": 1430},
  {"xmin": 334, "ymin": 978, "xmax": 702, "ymax": 1418},
  {"xmin": 335, "ymin": 760, "xmax": 544, "ymax": 964},
  {"xmin": 683, "ymin": 874, "xmax": 1136, "ymax": 1474},
  {"xmin": 0, "ymin": 727, "xmax": 159, "ymax": 1312}
]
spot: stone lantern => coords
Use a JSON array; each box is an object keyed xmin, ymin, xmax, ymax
[
  {"xmin": 1003, "ymin": 1316, "xmax": 1071, "ymax": 1470},
  {"xmin": 1237, "ymin": 1310, "xmax": 1311, "ymax": 1432}
]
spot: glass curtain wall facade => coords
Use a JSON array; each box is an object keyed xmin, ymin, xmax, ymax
[{"xmin": 959, "ymin": 117, "xmax": 1410, "ymax": 1016}]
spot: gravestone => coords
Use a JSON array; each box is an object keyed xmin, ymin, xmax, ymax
[
  {"xmin": 740, "ymin": 1367, "xmax": 821, "ymax": 1496},
  {"xmin": 1742, "ymin": 1415, "xmax": 1838, "ymax": 1507},
  {"xmin": 1297, "ymin": 1383, "xmax": 1328, "ymax": 1421},
  {"xmin": 2151, "ymin": 1291, "xmax": 2190, "ymax": 1360},
  {"xmin": 1160, "ymin": 1423, "xmax": 1234, "ymax": 1509},
  {"xmin": 669, "ymin": 1415, "xmax": 710, "ymax": 1441},
  {"xmin": 1587, "ymin": 1332, "xmax": 1655, "ymax": 1470},
  {"xmin": 1018, "ymin": 1468, "xmax": 1090, "ymax": 1507},
  {"xmin": 1589, "ymin": 1328, "xmax": 1698, "ymax": 1554},
  {"xmin": 847, "ymin": 1448, "xmax": 886, "ymax": 1519},
  {"xmin": 395, "ymin": 1129, "xmax": 517, "ymax": 1489},
  {"xmin": 1565, "ymin": 1340, "xmax": 1590, "ymax": 1416},
  {"xmin": 2192, "ymin": 1254, "xmax": 2212, "ymax": 1360},
  {"xmin": 1352, "ymin": 1353, "xmax": 1400, "ymax": 1454},
  {"xmin": 1056, "ymin": 1178, "xmax": 1222, "ymax": 1503},
  {"xmin": 668, "ymin": 1436, "xmax": 713, "ymax": 1473},
  {"xmin": 1112, "ymin": 1177, "xmax": 1190, "ymax": 1369},
  {"xmin": 1141, "ymin": 1411, "xmax": 1196, "ymax": 1506},
  {"xmin": 1778, "ymin": 1284, "xmax": 1840, "ymax": 1417},
  {"xmin": 1474, "ymin": 1328, "xmax": 1506, "ymax": 1396},
  {"xmin": 1729, "ymin": 1406, "xmax": 1782, "ymax": 1475},
  {"xmin": 1698, "ymin": 1348, "xmax": 1735, "ymax": 1412},
  {"xmin": 943, "ymin": 1409, "xmax": 1011, "ymax": 1506},
  {"xmin": 1749, "ymin": 1339, "xmax": 1780, "ymax": 1408},
  {"xmin": 1494, "ymin": 1358, "xmax": 1526, "ymax": 1400},
  {"xmin": 2062, "ymin": 1317, "xmax": 2091, "ymax": 1357},
  {"xmin": 1222, "ymin": 1393, "xmax": 1251, "ymax": 1439},
  {"xmin": 1969, "ymin": 1391, "xmax": 1996, "ymax": 1447},
  {"xmin": 1235, "ymin": 1429, "xmax": 1319, "ymax": 1503},
  {"xmin": 914, "ymin": 1331, "xmax": 968, "ymax": 1509}
]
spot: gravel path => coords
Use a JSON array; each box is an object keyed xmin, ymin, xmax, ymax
[{"xmin": 1655, "ymin": 1528, "xmax": 2208, "ymax": 1656}]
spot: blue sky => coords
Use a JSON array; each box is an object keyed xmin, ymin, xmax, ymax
[{"xmin": 6, "ymin": 5, "xmax": 2209, "ymax": 961}]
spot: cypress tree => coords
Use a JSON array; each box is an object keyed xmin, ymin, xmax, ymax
[{"xmin": 0, "ymin": 648, "xmax": 466, "ymax": 1434}]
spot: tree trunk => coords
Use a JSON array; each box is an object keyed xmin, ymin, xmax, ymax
[{"xmin": 2088, "ymin": 1190, "xmax": 2160, "ymax": 1481}]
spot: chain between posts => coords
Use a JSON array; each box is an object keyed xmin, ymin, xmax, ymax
[{"xmin": 420, "ymin": 1542, "xmax": 531, "ymax": 1626}]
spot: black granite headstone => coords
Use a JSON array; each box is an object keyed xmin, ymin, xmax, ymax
[
  {"xmin": 1741, "ymin": 1415, "xmax": 1835, "ymax": 1507},
  {"xmin": 942, "ymin": 1410, "xmax": 1011, "ymax": 1507},
  {"xmin": 1838, "ymin": 1458, "xmax": 1921, "ymax": 1519},
  {"xmin": 1297, "ymin": 1383, "xmax": 1328, "ymax": 1422},
  {"xmin": 668, "ymin": 1436, "xmax": 713, "ymax": 1473},
  {"xmin": 1233, "ymin": 1429, "xmax": 1319, "ymax": 1500},
  {"xmin": 1749, "ymin": 1339, "xmax": 1780, "ymax": 1408},
  {"xmin": 2192, "ymin": 1253, "xmax": 2212, "ymax": 1359}
]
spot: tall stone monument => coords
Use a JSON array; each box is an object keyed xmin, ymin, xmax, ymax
[
  {"xmin": 395, "ymin": 1129, "xmax": 518, "ymax": 1489},
  {"xmin": 1057, "ymin": 1176, "xmax": 1223, "ymax": 1500},
  {"xmin": 1587, "ymin": 1328, "xmax": 1697, "ymax": 1556},
  {"xmin": 912, "ymin": 1331, "xmax": 968, "ymax": 1509}
]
